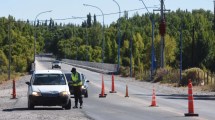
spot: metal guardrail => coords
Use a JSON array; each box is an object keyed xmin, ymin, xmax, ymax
[
  {"xmin": 34, "ymin": 56, "xmax": 118, "ymax": 74},
  {"xmin": 62, "ymin": 59, "xmax": 118, "ymax": 74}
]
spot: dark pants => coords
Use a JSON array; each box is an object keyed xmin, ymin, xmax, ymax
[{"xmin": 73, "ymin": 86, "xmax": 83, "ymax": 106}]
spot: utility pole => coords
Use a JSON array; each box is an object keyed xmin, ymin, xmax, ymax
[
  {"xmin": 154, "ymin": 0, "xmax": 170, "ymax": 68},
  {"xmin": 191, "ymin": 26, "xmax": 195, "ymax": 67},
  {"xmin": 8, "ymin": 17, "xmax": 11, "ymax": 80},
  {"xmin": 151, "ymin": 16, "xmax": 155, "ymax": 81},
  {"xmin": 214, "ymin": 0, "xmax": 215, "ymax": 30},
  {"xmin": 179, "ymin": 25, "xmax": 183, "ymax": 82},
  {"xmin": 130, "ymin": 29, "xmax": 133, "ymax": 77}
]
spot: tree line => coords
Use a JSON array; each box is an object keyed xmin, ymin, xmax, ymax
[{"xmin": 0, "ymin": 9, "xmax": 214, "ymax": 77}]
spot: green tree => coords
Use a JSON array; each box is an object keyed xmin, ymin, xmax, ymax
[
  {"xmin": 0, "ymin": 50, "xmax": 8, "ymax": 73},
  {"xmin": 87, "ymin": 13, "xmax": 92, "ymax": 28}
]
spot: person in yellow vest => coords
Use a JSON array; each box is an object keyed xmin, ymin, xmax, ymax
[{"xmin": 71, "ymin": 67, "xmax": 83, "ymax": 109}]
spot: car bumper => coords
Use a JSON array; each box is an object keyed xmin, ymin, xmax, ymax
[
  {"xmin": 52, "ymin": 65, "xmax": 61, "ymax": 68},
  {"xmin": 29, "ymin": 95, "xmax": 70, "ymax": 106},
  {"xmin": 81, "ymin": 89, "xmax": 87, "ymax": 95}
]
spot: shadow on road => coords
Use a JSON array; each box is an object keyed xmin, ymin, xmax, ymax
[
  {"xmin": 2, "ymin": 107, "xmax": 63, "ymax": 112},
  {"xmin": 132, "ymin": 94, "xmax": 215, "ymax": 100}
]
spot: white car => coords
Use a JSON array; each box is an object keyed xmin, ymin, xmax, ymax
[
  {"xmin": 26, "ymin": 70, "xmax": 71, "ymax": 110},
  {"xmin": 52, "ymin": 60, "xmax": 61, "ymax": 69}
]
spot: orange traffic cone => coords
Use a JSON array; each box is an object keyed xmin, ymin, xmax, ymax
[
  {"xmin": 110, "ymin": 74, "xmax": 117, "ymax": 93},
  {"xmin": 99, "ymin": 74, "xmax": 107, "ymax": 98},
  {"xmin": 125, "ymin": 85, "xmax": 129, "ymax": 97},
  {"xmin": 184, "ymin": 79, "xmax": 199, "ymax": 117},
  {"xmin": 11, "ymin": 79, "xmax": 17, "ymax": 99},
  {"xmin": 150, "ymin": 86, "xmax": 157, "ymax": 107}
]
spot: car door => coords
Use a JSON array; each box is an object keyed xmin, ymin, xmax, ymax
[{"xmin": 27, "ymin": 74, "xmax": 34, "ymax": 98}]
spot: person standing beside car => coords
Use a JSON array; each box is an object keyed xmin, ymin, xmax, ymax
[{"xmin": 70, "ymin": 67, "xmax": 83, "ymax": 109}]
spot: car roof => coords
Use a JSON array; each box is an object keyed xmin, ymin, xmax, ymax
[
  {"xmin": 34, "ymin": 70, "xmax": 63, "ymax": 74},
  {"xmin": 64, "ymin": 71, "xmax": 82, "ymax": 74}
]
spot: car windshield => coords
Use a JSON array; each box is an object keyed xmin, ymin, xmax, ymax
[
  {"xmin": 65, "ymin": 73, "xmax": 72, "ymax": 82},
  {"xmin": 33, "ymin": 74, "xmax": 66, "ymax": 85}
]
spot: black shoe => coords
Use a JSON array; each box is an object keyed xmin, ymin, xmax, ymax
[
  {"xmin": 80, "ymin": 106, "xmax": 82, "ymax": 109},
  {"xmin": 73, "ymin": 106, "xmax": 78, "ymax": 109}
]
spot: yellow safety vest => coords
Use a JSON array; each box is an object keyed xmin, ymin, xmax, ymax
[{"xmin": 71, "ymin": 72, "xmax": 82, "ymax": 86}]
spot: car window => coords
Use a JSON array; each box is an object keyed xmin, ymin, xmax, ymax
[
  {"xmin": 65, "ymin": 73, "xmax": 72, "ymax": 82},
  {"xmin": 33, "ymin": 74, "xmax": 66, "ymax": 85}
]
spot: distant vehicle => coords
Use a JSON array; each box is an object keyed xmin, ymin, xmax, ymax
[
  {"xmin": 52, "ymin": 60, "xmax": 61, "ymax": 69},
  {"xmin": 64, "ymin": 72, "xmax": 89, "ymax": 98},
  {"xmin": 26, "ymin": 70, "xmax": 71, "ymax": 110}
]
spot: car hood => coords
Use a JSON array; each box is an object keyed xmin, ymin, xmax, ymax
[{"xmin": 32, "ymin": 85, "xmax": 68, "ymax": 93}]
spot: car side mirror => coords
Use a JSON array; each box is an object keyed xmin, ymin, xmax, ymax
[{"xmin": 25, "ymin": 82, "xmax": 30, "ymax": 86}]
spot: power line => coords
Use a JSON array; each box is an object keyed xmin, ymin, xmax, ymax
[{"xmin": 46, "ymin": 6, "xmax": 159, "ymax": 22}]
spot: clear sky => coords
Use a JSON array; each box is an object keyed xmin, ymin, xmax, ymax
[{"xmin": 0, "ymin": 0, "xmax": 214, "ymax": 25}]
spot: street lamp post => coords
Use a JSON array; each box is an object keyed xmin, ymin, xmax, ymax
[
  {"xmin": 34, "ymin": 10, "xmax": 52, "ymax": 70},
  {"xmin": 139, "ymin": 0, "xmax": 156, "ymax": 81},
  {"xmin": 113, "ymin": 0, "xmax": 121, "ymax": 74},
  {"xmin": 83, "ymin": 4, "xmax": 105, "ymax": 65},
  {"xmin": 179, "ymin": 25, "xmax": 183, "ymax": 82}
]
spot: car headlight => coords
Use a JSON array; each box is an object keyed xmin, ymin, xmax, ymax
[
  {"xmin": 32, "ymin": 92, "xmax": 41, "ymax": 96},
  {"xmin": 60, "ymin": 91, "xmax": 70, "ymax": 96},
  {"xmin": 82, "ymin": 85, "xmax": 86, "ymax": 89}
]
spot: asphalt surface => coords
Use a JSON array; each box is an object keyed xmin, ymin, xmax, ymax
[{"xmin": 0, "ymin": 57, "xmax": 215, "ymax": 120}]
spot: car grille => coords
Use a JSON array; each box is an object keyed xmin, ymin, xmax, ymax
[{"xmin": 42, "ymin": 92, "xmax": 59, "ymax": 97}]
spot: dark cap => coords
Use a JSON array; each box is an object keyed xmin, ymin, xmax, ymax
[{"xmin": 71, "ymin": 67, "xmax": 76, "ymax": 72}]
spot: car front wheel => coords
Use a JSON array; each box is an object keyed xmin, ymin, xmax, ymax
[
  {"xmin": 63, "ymin": 99, "xmax": 71, "ymax": 110},
  {"xmin": 28, "ymin": 99, "xmax": 34, "ymax": 110},
  {"xmin": 84, "ymin": 90, "xmax": 88, "ymax": 98}
]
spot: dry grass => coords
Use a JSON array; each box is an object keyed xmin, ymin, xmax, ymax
[
  {"xmin": 0, "ymin": 73, "xmax": 26, "ymax": 84},
  {"xmin": 0, "ymin": 74, "xmax": 8, "ymax": 84},
  {"xmin": 209, "ymin": 84, "xmax": 215, "ymax": 92}
]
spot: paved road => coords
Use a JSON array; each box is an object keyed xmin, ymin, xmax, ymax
[{"xmin": 0, "ymin": 58, "xmax": 215, "ymax": 120}]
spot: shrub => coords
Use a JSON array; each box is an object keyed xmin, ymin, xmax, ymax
[
  {"xmin": 135, "ymin": 71, "xmax": 143, "ymax": 80},
  {"xmin": 210, "ymin": 84, "xmax": 215, "ymax": 92},
  {"xmin": 153, "ymin": 68, "xmax": 169, "ymax": 83},
  {"xmin": 151, "ymin": 68, "xmax": 180, "ymax": 85},
  {"xmin": 142, "ymin": 71, "xmax": 151, "ymax": 81},
  {"xmin": 0, "ymin": 74, "xmax": 8, "ymax": 84},
  {"xmin": 162, "ymin": 69, "xmax": 180, "ymax": 84},
  {"xmin": 120, "ymin": 66, "xmax": 130, "ymax": 77},
  {"xmin": 180, "ymin": 67, "xmax": 205, "ymax": 86},
  {"xmin": 0, "ymin": 72, "xmax": 23, "ymax": 84}
]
